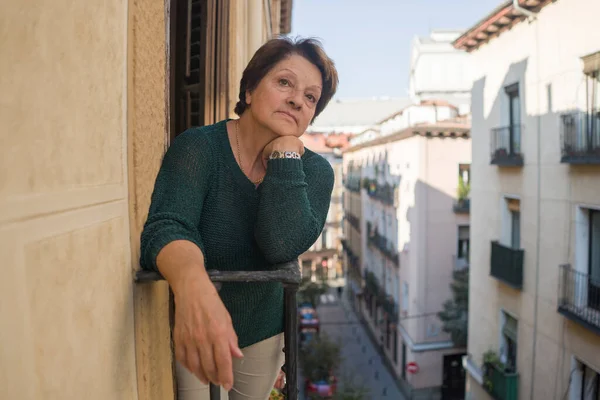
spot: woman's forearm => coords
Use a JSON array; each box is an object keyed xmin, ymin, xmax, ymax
[{"xmin": 156, "ymin": 240, "xmax": 215, "ymax": 295}]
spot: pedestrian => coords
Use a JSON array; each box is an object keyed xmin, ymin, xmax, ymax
[
  {"xmin": 337, "ymin": 286, "xmax": 343, "ymax": 297},
  {"xmin": 140, "ymin": 37, "xmax": 338, "ymax": 400}
]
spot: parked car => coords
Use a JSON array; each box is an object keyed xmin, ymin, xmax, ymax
[
  {"xmin": 298, "ymin": 306, "xmax": 320, "ymax": 333},
  {"xmin": 304, "ymin": 375, "xmax": 337, "ymax": 399}
]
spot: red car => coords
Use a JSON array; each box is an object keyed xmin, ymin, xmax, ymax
[{"xmin": 304, "ymin": 375, "xmax": 337, "ymax": 399}]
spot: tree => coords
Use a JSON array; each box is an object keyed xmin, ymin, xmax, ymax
[
  {"xmin": 297, "ymin": 277, "xmax": 329, "ymax": 307},
  {"xmin": 457, "ymin": 174, "xmax": 470, "ymax": 201},
  {"xmin": 300, "ymin": 333, "xmax": 341, "ymax": 382},
  {"xmin": 437, "ymin": 268, "xmax": 469, "ymax": 347}
]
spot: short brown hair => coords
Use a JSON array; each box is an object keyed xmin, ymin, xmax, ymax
[{"xmin": 234, "ymin": 37, "xmax": 338, "ymax": 122}]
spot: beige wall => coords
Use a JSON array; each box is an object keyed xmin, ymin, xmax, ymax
[
  {"xmin": 1, "ymin": 0, "xmax": 288, "ymax": 399},
  {"xmin": 0, "ymin": 1, "xmax": 137, "ymax": 400},
  {"xmin": 466, "ymin": 0, "xmax": 600, "ymax": 398}
]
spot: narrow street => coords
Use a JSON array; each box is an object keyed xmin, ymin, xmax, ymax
[{"xmin": 298, "ymin": 287, "xmax": 406, "ymax": 400}]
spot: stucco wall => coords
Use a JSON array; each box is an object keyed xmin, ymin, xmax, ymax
[
  {"xmin": 467, "ymin": 0, "xmax": 600, "ymax": 398},
  {"xmin": 0, "ymin": 1, "xmax": 137, "ymax": 399}
]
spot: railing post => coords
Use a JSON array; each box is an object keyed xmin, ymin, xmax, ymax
[{"xmin": 283, "ymin": 284, "xmax": 299, "ymax": 400}]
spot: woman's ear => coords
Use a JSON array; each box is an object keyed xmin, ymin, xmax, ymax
[{"xmin": 245, "ymin": 90, "xmax": 252, "ymax": 106}]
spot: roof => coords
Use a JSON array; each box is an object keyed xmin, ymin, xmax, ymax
[
  {"xmin": 453, "ymin": 0, "xmax": 552, "ymax": 52},
  {"xmin": 310, "ymin": 97, "xmax": 413, "ymax": 130},
  {"xmin": 376, "ymin": 99, "xmax": 459, "ymax": 125},
  {"xmin": 344, "ymin": 118, "xmax": 470, "ymax": 153},
  {"xmin": 300, "ymin": 132, "xmax": 352, "ymax": 154}
]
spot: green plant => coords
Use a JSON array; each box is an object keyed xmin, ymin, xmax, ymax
[
  {"xmin": 437, "ymin": 268, "xmax": 469, "ymax": 347},
  {"xmin": 297, "ymin": 278, "xmax": 329, "ymax": 307},
  {"xmin": 482, "ymin": 349, "xmax": 502, "ymax": 393},
  {"xmin": 457, "ymin": 174, "xmax": 470, "ymax": 201},
  {"xmin": 300, "ymin": 333, "xmax": 341, "ymax": 382},
  {"xmin": 482, "ymin": 349, "xmax": 501, "ymax": 366}
]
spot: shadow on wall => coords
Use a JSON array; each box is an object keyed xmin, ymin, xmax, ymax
[
  {"xmin": 400, "ymin": 177, "xmax": 466, "ymax": 344},
  {"xmin": 470, "ymin": 55, "xmax": 600, "ymax": 398}
]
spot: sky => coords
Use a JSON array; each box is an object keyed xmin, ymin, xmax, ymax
[{"xmin": 290, "ymin": 0, "xmax": 504, "ymax": 99}]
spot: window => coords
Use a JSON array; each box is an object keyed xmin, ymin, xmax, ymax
[
  {"xmin": 589, "ymin": 210, "xmax": 600, "ymax": 311},
  {"xmin": 504, "ymin": 198, "xmax": 521, "ymax": 249},
  {"xmin": 170, "ymin": 0, "xmax": 229, "ymax": 141},
  {"xmin": 511, "ymin": 210, "xmax": 521, "ymax": 249},
  {"xmin": 457, "ymin": 225, "xmax": 470, "ymax": 262},
  {"xmin": 459, "ymin": 163, "xmax": 471, "ymax": 186},
  {"xmin": 505, "ymin": 83, "xmax": 521, "ymax": 155},
  {"xmin": 500, "ymin": 312, "xmax": 518, "ymax": 372},
  {"xmin": 570, "ymin": 359, "xmax": 600, "ymax": 400},
  {"xmin": 402, "ymin": 282, "xmax": 409, "ymax": 314},
  {"xmin": 580, "ymin": 365, "xmax": 600, "ymax": 400}
]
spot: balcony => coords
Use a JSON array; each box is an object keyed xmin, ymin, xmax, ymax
[
  {"xmin": 453, "ymin": 198, "xmax": 470, "ymax": 213},
  {"xmin": 560, "ymin": 110, "xmax": 600, "ymax": 164},
  {"xmin": 557, "ymin": 264, "xmax": 600, "ymax": 335},
  {"xmin": 490, "ymin": 241, "xmax": 524, "ymax": 289},
  {"xmin": 484, "ymin": 362, "xmax": 519, "ymax": 400},
  {"xmin": 366, "ymin": 222, "xmax": 399, "ymax": 266},
  {"xmin": 344, "ymin": 176, "xmax": 361, "ymax": 193},
  {"xmin": 345, "ymin": 212, "xmax": 361, "ymax": 232},
  {"xmin": 362, "ymin": 178, "xmax": 396, "ymax": 207},
  {"xmin": 453, "ymin": 255, "xmax": 469, "ymax": 270},
  {"xmin": 490, "ymin": 125, "xmax": 523, "ymax": 166}
]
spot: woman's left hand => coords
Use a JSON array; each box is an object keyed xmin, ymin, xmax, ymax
[{"xmin": 262, "ymin": 136, "xmax": 305, "ymax": 168}]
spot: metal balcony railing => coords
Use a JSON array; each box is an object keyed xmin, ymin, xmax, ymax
[
  {"xmin": 453, "ymin": 255, "xmax": 469, "ymax": 271},
  {"xmin": 453, "ymin": 198, "xmax": 470, "ymax": 213},
  {"xmin": 135, "ymin": 261, "xmax": 301, "ymax": 400},
  {"xmin": 345, "ymin": 212, "xmax": 361, "ymax": 232},
  {"xmin": 557, "ymin": 264, "xmax": 600, "ymax": 335},
  {"xmin": 366, "ymin": 222, "xmax": 399, "ymax": 266},
  {"xmin": 362, "ymin": 178, "xmax": 396, "ymax": 206},
  {"xmin": 484, "ymin": 362, "xmax": 519, "ymax": 400},
  {"xmin": 343, "ymin": 176, "xmax": 361, "ymax": 193},
  {"xmin": 490, "ymin": 241, "xmax": 524, "ymax": 289},
  {"xmin": 490, "ymin": 125, "xmax": 524, "ymax": 166},
  {"xmin": 560, "ymin": 110, "xmax": 600, "ymax": 164}
]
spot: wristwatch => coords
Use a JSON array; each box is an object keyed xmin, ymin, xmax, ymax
[{"xmin": 268, "ymin": 150, "xmax": 302, "ymax": 160}]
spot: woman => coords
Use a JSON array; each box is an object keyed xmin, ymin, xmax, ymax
[{"xmin": 140, "ymin": 37, "xmax": 338, "ymax": 400}]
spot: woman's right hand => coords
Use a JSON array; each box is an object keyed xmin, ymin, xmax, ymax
[{"xmin": 172, "ymin": 273, "xmax": 244, "ymax": 391}]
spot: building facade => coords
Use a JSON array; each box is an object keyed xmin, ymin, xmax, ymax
[
  {"xmin": 409, "ymin": 30, "xmax": 472, "ymax": 115},
  {"xmin": 0, "ymin": 1, "xmax": 292, "ymax": 399},
  {"xmin": 454, "ymin": 1, "xmax": 600, "ymax": 399},
  {"xmin": 299, "ymin": 133, "xmax": 351, "ymax": 284},
  {"xmin": 343, "ymin": 101, "xmax": 472, "ymax": 399}
]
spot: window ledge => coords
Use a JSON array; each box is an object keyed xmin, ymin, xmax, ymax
[{"xmin": 463, "ymin": 354, "xmax": 484, "ymax": 385}]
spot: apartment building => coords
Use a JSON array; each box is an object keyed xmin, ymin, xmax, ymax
[
  {"xmin": 454, "ymin": 1, "xmax": 600, "ymax": 399},
  {"xmin": 343, "ymin": 101, "xmax": 472, "ymax": 399},
  {"xmin": 299, "ymin": 133, "xmax": 351, "ymax": 283}
]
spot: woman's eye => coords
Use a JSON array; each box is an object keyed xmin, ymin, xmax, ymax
[
  {"xmin": 279, "ymin": 79, "xmax": 290, "ymax": 86},
  {"xmin": 306, "ymin": 94, "xmax": 317, "ymax": 103}
]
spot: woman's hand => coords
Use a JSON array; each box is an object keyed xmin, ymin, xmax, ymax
[
  {"xmin": 262, "ymin": 136, "xmax": 305, "ymax": 168},
  {"xmin": 172, "ymin": 273, "xmax": 243, "ymax": 391}
]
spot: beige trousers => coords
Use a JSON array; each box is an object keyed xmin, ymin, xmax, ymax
[{"xmin": 176, "ymin": 333, "xmax": 285, "ymax": 400}]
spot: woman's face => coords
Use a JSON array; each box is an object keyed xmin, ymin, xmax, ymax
[{"xmin": 246, "ymin": 54, "xmax": 322, "ymax": 137}]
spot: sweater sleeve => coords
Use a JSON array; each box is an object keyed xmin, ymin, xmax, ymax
[
  {"xmin": 140, "ymin": 129, "xmax": 213, "ymax": 272},
  {"xmin": 254, "ymin": 153, "xmax": 335, "ymax": 264}
]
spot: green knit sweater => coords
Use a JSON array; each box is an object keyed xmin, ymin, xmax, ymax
[{"xmin": 140, "ymin": 119, "xmax": 334, "ymax": 348}]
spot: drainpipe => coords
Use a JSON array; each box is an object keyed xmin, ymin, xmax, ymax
[{"xmin": 512, "ymin": 0, "xmax": 538, "ymax": 19}]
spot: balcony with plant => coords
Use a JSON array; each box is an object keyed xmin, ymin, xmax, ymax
[{"xmin": 482, "ymin": 350, "xmax": 519, "ymax": 400}]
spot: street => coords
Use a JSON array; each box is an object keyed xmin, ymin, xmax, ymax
[{"xmin": 298, "ymin": 288, "xmax": 406, "ymax": 400}]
